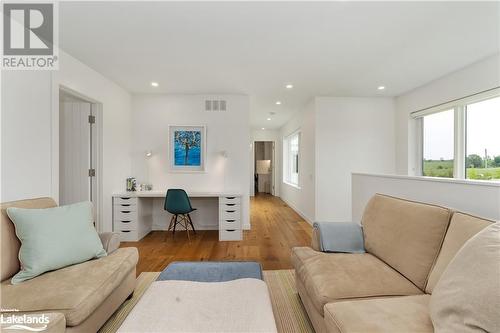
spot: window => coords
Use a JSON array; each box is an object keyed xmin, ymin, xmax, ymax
[
  {"xmin": 283, "ymin": 131, "xmax": 300, "ymax": 187},
  {"xmin": 414, "ymin": 89, "xmax": 500, "ymax": 181},
  {"xmin": 466, "ymin": 97, "xmax": 500, "ymax": 180},
  {"xmin": 422, "ymin": 109, "xmax": 454, "ymax": 178}
]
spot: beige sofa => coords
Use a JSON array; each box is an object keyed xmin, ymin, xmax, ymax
[
  {"xmin": 292, "ymin": 194, "xmax": 495, "ymax": 333},
  {"xmin": 1, "ymin": 198, "xmax": 139, "ymax": 333}
]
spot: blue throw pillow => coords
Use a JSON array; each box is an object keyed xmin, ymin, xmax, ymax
[{"xmin": 6, "ymin": 201, "xmax": 106, "ymax": 284}]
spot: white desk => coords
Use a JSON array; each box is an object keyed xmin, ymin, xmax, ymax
[{"xmin": 112, "ymin": 191, "xmax": 243, "ymax": 242}]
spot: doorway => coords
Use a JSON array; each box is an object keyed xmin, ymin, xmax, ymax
[
  {"xmin": 254, "ymin": 141, "xmax": 275, "ymax": 195},
  {"xmin": 59, "ymin": 88, "xmax": 102, "ymax": 229}
]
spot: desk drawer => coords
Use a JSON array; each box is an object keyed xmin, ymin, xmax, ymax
[
  {"xmin": 114, "ymin": 202, "xmax": 136, "ymax": 209},
  {"xmin": 114, "ymin": 219, "xmax": 136, "ymax": 230},
  {"xmin": 220, "ymin": 219, "xmax": 241, "ymax": 229},
  {"xmin": 221, "ymin": 196, "xmax": 241, "ymax": 205},
  {"xmin": 114, "ymin": 197, "xmax": 137, "ymax": 205},
  {"xmin": 219, "ymin": 229, "xmax": 242, "ymax": 241},
  {"xmin": 221, "ymin": 209, "xmax": 240, "ymax": 220},
  {"xmin": 221, "ymin": 202, "xmax": 240, "ymax": 209},
  {"xmin": 118, "ymin": 230, "xmax": 138, "ymax": 242},
  {"xmin": 114, "ymin": 209, "xmax": 137, "ymax": 221}
]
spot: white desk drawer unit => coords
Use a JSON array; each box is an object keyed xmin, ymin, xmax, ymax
[
  {"xmin": 113, "ymin": 195, "xmax": 152, "ymax": 242},
  {"xmin": 219, "ymin": 195, "xmax": 243, "ymax": 241}
]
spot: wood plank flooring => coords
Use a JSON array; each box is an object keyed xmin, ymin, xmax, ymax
[{"xmin": 121, "ymin": 194, "xmax": 312, "ymax": 275}]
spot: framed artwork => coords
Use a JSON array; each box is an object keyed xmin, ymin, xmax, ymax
[{"xmin": 169, "ymin": 125, "xmax": 206, "ymax": 172}]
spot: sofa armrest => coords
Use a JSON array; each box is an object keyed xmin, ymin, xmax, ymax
[
  {"xmin": 99, "ymin": 232, "xmax": 121, "ymax": 254},
  {"xmin": 1, "ymin": 312, "xmax": 66, "ymax": 333},
  {"xmin": 312, "ymin": 222, "xmax": 365, "ymax": 253}
]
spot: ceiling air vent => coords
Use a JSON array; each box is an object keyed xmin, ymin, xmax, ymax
[{"xmin": 205, "ymin": 100, "xmax": 227, "ymax": 112}]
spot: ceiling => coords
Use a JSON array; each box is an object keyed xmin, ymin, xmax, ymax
[{"xmin": 59, "ymin": 1, "xmax": 499, "ymax": 129}]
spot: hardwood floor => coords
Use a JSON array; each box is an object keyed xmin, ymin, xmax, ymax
[{"xmin": 121, "ymin": 194, "xmax": 312, "ymax": 275}]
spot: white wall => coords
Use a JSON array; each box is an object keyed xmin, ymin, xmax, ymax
[
  {"xmin": 279, "ymin": 99, "xmax": 316, "ymax": 223},
  {"xmin": 352, "ymin": 173, "xmax": 500, "ymax": 223},
  {"xmin": 315, "ymin": 97, "xmax": 396, "ymax": 221},
  {"xmin": 395, "ymin": 54, "xmax": 500, "ymax": 175},
  {"xmin": 1, "ymin": 50, "xmax": 133, "ymax": 233},
  {"xmin": 131, "ymin": 95, "xmax": 250, "ymax": 229},
  {"xmin": 1, "ymin": 71, "xmax": 54, "ymax": 202}
]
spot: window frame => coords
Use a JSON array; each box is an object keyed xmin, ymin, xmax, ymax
[
  {"xmin": 283, "ymin": 130, "xmax": 301, "ymax": 188},
  {"xmin": 413, "ymin": 87, "xmax": 500, "ymax": 180}
]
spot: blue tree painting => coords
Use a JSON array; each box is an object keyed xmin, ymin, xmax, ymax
[{"xmin": 174, "ymin": 130, "xmax": 202, "ymax": 166}]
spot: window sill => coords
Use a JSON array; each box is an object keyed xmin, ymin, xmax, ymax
[{"xmin": 283, "ymin": 181, "xmax": 301, "ymax": 190}]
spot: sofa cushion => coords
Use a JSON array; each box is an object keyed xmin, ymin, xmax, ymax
[
  {"xmin": 6, "ymin": 201, "xmax": 107, "ymax": 284},
  {"xmin": 1, "ymin": 247, "xmax": 138, "ymax": 326},
  {"xmin": 1, "ymin": 198, "xmax": 57, "ymax": 282},
  {"xmin": 362, "ymin": 194, "xmax": 451, "ymax": 290},
  {"xmin": 425, "ymin": 212, "xmax": 493, "ymax": 293},
  {"xmin": 430, "ymin": 223, "xmax": 500, "ymax": 333},
  {"xmin": 291, "ymin": 247, "xmax": 422, "ymax": 316},
  {"xmin": 324, "ymin": 295, "xmax": 433, "ymax": 333}
]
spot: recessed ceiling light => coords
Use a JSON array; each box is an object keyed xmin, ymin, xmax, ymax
[
  {"xmin": 151, "ymin": 82, "xmax": 159, "ymax": 87},
  {"xmin": 261, "ymin": 127, "xmax": 266, "ymax": 130},
  {"xmin": 285, "ymin": 84, "xmax": 293, "ymax": 89},
  {"xmin": 377, "ymin": 86, "xmax": 385, "ymax": 90},
  {"xmin": 267, "ymin": 118, "xmax": 271, "ymax": 121},
  {"xmin": 275, "ymin": 101, "xmax": 282, "ymax": 105}
]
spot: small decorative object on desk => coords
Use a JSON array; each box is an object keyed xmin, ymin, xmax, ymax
[
  {"xmin": 140, "ymin": 184, "xmax": 153, "ymax": 191},
  {"xmin": 126, "ymin": 177, "xmax": 137, "ymax": 191}
]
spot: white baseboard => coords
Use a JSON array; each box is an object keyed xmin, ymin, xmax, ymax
[{"xmin": 279, "ymin": 197, "xmax": 314, "ymax": 226}]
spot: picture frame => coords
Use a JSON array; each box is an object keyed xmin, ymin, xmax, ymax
[{"xmin": 169, "ymin": 125, "xmax": 206, "ymax": 172}]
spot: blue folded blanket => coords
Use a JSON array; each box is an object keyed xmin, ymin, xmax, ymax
[{"xmin": 313, "ymin": 222, "xmax": 365, "ymax": 253}]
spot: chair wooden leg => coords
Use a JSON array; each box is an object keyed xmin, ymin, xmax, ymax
[
  {"xmin": 167, "ymin": 215, "xmax": 175, "ymax": 231},
  {"xmin": 172, "ymin": 214, "xmax": 178, "ymax": 237},
  {"xmin": 187, "ymin": 214, "xmax": 196, "ymax": 234},
  {"xmin": 184, "ymin": 215, "xmax": 191, "ymax": 241}
]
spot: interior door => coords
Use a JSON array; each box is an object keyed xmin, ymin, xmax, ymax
[{"xmin": 59, "ymin": 101, "xmax": 93, "ymax": 206}]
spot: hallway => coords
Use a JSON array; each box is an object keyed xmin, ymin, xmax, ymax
[{"xmin": 123, "ymin": 194, "xmax": 312, "ymax": 274}]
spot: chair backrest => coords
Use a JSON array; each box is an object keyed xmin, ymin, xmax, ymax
[
  {"xmin": 361, "ymin": 194, "xmax": 452, "ymax": 291},
  {"xmin": 425, "ymin": 211, "xmax": 494, "ymax": 293},
  {"xmin": 1, "ymin": 197, "xmax": 57, "ymax": 282},
  {"xmin": 164, "ymin": 189, "xmax": 193, "ymax": 214}
]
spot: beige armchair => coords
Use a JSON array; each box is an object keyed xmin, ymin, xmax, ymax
[{"xmin": 1, "ymin": 198, "xmax": 139, "ymax": 333}]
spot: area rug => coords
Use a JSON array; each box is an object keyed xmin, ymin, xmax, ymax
[{"xmin": 99, "ymin": 269, "xmax": 314, "ymax": 333}]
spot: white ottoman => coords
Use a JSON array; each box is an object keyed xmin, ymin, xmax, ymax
[{"xmin": 118, "ymin": 278, "xmax": 277, "ymax": 332}]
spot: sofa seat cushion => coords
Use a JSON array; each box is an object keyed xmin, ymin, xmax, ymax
[
  {"xmin": 291, "ymin": 247, "xmax": 422, "ymax": 315},
  {"xmin": 324, "ymin": 295, "xmax": 433, "ymax": 333},
  {"xmin": 1, "ymin": 247, "xmax": 138, "ymax": 327}
]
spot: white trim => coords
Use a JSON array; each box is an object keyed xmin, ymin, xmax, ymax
[
  {"xmin": 280, "ymin": 196, "xmax": 314, "ymax": 225},
  {"xmin": 454, "ymin": 106, "xmax": 466, "ymax": 179},
  {"xmin": 411, "ymin": 87, "xmax": 500, "ymax": 118},
  {"xmin": 416, "ymin": 90, "xmax": 500, "ymax": 181},
  {"xmin": 283, "ymin": 129, "xmax": 301, "ymax": 187},
  {"xmin": 55, "ymin": 85, "xmax": 104, "ymax": 232},
  {"xmin": 352, "ymin": 172, "xmax": 500, "ymax": 187},
  {"xmin": 283, "ymin": 181, "xmax": 301, "ymax": 190}
]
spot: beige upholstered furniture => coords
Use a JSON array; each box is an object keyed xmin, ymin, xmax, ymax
[
  {"xmin": 1, "ymin": 198, "xmax": 139, "ymax": 333},
  {"xmin": 292, "ymin": 194, "xmax": 495, "ymax": 333}
]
